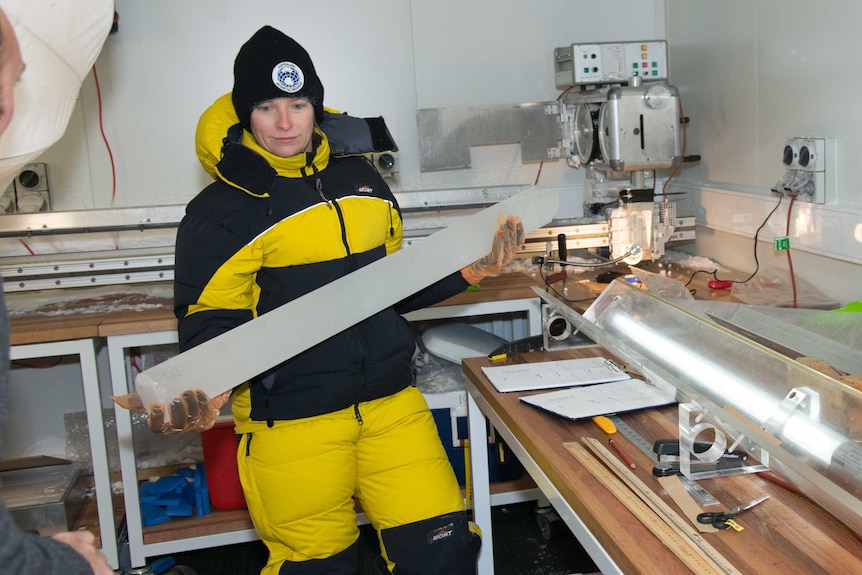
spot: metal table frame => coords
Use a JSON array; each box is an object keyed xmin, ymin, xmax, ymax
[
  {"xmin": 10, "ymin": 338, "xmax": 119, "ymax": 569},
  {"xmin": 466, "ymin": 378, "xmax": 622, "ymax": 575}
]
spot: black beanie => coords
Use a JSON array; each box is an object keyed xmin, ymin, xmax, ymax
[{"xmin": 232, "ymin": 26, "xmax": 324, "ymax": 131}]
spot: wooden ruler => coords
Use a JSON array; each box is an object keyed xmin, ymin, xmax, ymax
[
  {"xmin": 657, "ymin": 475, "xmax": 720, "ymax": 533},
  {"xmin": 565, "ymin": 438, "xmax": 742, "ymax": 575}
]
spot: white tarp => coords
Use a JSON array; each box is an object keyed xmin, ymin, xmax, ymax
[{"xmin": 0, "ymin": 0, "xmax": 113, "ymax": 189}]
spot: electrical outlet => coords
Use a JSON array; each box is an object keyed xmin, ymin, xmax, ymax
[
  {"xmin": 371, "ymin": 152, "xmax": 398, "ymax": 178},
  {"xmin": 780, "ymin": 137, "xmax": 836, "ymax": 204},
  {"xmin": 14, "ymin": 162, "xmax": 50, "ymax": 212}
]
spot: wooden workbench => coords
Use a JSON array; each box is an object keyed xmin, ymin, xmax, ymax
[
  {"xmin": 462, "ymin": 348, "xmax": 862, "ymax": 575},
  {"xmin": 6, "ymin": 283, "xmax": 174, "ymax": 343}
]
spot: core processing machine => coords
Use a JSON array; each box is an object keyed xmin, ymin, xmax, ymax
[
  {"xmin": 416, "ymin": 40, "xmax": 696, "ymax": 270},
  {"xmin": 552, "ymin": 40, "xmax": 695, "ymax": 265}
]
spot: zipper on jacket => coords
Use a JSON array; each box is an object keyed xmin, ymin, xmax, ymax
[
  {"xmin": 315, "ymin": 178, "xmax": 333, "ymax": 209},
  {"xmin": 245, "ymin": 433, "xmax": 253, "ymax": 455},
  {"xmin": 263, "ymin": 389, "xmax": 274, "ymax": 428},
  {"xmin": 352, "ymin": 327, "xmax": 368, "ymax": 425},
  {"xmin": 312, "ymin": 175, "xmax": 368, "ymax": 422},
  {"xmin": 315, "ymin": 177, "xmax": 353, "ymax": 261}
]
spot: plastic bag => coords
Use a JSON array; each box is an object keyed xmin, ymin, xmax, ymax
[{"xmin": 731, "ymin": 267, "xmax": 839, "ymax": 309}]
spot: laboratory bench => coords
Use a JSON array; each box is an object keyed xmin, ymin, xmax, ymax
[{"xmin": 462, "ymin": 347, "xmax": 862, "ymax": 575}]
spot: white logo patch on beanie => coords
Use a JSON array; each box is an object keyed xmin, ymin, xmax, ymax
[{"xmin": 272, "ymin": 61, "xmax": 304, "ymax": 94}]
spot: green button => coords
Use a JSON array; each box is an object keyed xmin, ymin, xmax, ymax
[
  {"xmin": 652, "ymin": 61, "xmax": 658, "ymax": 67},
  {"xmin": 632, "ymin": 63, "xmax": 638, "ymax": 69},
  {"xmin": 583, "ymin": 67, "xmax": 590, "ymax": 73},
  {"xmin": 633, "ymin": 71, "xmax": 639, "ymax": 76},
  {"xmin": 652, "ymin": 70, "xmax": 658, "ymax": 76}
]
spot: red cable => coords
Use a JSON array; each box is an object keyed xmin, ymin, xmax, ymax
[
  {"xmin": 785, "ymin": 193, "xmax": 798, "ymax": 308},
  {"xmin": 130, "ymin": 348, "xmax": 143, "ymax": 373},
  {"xmin": 91, "ymin": 64, "xmax": 117, "ymax": 205},
  {"xmin": 18, "ymin": 238, "xmax": 34, "ymax": 255}
]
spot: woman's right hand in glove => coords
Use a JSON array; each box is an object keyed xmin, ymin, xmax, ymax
[{"xmin": 111, "ymin": 388, "xmax": 231, "ymax": 434}]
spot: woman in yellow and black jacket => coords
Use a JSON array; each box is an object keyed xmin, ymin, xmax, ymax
[
  {"xmin": 179, "ymin": 93, "xmax": 466, "ymax": 425},
  {"xmin": 171, "ymin": 26, "xmax": 523, "ymax": 575}
]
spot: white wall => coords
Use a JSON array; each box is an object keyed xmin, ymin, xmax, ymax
[
  {"xmin": 666, "ymin": 0, "xmax": 862, "ymax": 306},
  {"xmin": 40, "ymin": 0, "xmax": 663, "ymax": 212}
]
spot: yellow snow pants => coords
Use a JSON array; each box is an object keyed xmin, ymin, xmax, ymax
[{"xmin": 236, "ymin": 386, "xmax": 479, "ymax": 574}]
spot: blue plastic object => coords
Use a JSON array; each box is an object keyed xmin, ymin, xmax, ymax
[
  {"xmin": 150, "ymin": 556, "xmax": 176, "ymax": 574},
  {"xmin": 139, "ymin": 465, "xmax": 211, "ymax": 526},
  {"xmin": 140, "ymin": 503, "xmax": 171, "ymax": 527}
]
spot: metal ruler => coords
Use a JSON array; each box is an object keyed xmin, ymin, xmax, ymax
[
  {"xmin": 608, "ymin": 415, "xmax": 720, "ymax": 507},
  {"xmin": 567, "ymin": 439, "xmax": 742, "ymax": 575}
]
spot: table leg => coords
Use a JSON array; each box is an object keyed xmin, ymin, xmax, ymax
[{"xmin": 467, "ymin": 391, "xmax": 494, "ymax": 575}]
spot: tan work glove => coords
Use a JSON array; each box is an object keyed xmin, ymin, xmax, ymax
[
  {"xmin": 461, "ymin": 215, "xmax": 525, "ymax": 285},
  {"xmin": 111, "ymin": 389, "xmax": 231, "ymax": 434}
]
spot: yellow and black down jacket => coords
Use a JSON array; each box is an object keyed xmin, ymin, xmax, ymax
[{"xmin": 176, "ymin": 94, "xmax": 468, "ymax": 425}]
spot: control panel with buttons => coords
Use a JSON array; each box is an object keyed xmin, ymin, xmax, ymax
[{"xmin": 554, "ymin": 40, "xmax": 668, "ymax": 88}]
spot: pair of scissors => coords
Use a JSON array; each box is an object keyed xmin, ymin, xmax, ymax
[{"xmin": 697, "ymin": 495, "xmax": 769, "ymax": 529}]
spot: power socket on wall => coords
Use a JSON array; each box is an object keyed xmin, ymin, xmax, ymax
[
  {"xmin": 0, "ymin": 163, "xmax": 52, "ymax": 214},
  {"xmin": 14, "ymin": 163, "xmax": 51, "ymax": 213},
  {"xmin": 780, "ymin": 137, "xmax": 837, "ymax": 204},
  {"xmin": 371, "ymin": 152, "xmax": 398, "ymax": 178}
]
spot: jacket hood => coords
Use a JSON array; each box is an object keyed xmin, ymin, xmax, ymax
[{"xmin": 195, "ymin": 93, "xmax": 399, "ymax": 196}]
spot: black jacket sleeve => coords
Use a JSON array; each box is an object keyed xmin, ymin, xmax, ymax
[
  {"xmin": 173, "ymin": 211, "xmax": 256, "ymax": 352},
  {"xmin": 394, "ymin": 270, "xmax": 469, "ymax": 315}
]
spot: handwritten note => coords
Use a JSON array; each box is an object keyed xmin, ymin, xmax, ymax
[{"xmin": 482, "ymin": 357, "xmax": 629, "ymax": 393}]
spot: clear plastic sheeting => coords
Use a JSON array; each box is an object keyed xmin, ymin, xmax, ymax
[
  {"xmin": 629, "ymin": 266, "xmax": 694, "ymax": 301},
  {"xmin": 65, "ymin": 408, "xmax": 203, "ymax": 475},
  {"xmin": 569, "ymin": 280, "xmax": 862, "ymax": 535},
  {"xmin": 413, "ymin": 351, "xmax": 466, "ymax": 394},
  {"xmin": 672, "ymin": 300, "xmax": 862, "ymax": 378},
  {"xmin": 730, "ymin": 267, "xmax": 840, "ymax": 309}
]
